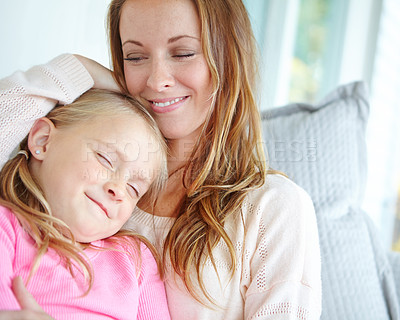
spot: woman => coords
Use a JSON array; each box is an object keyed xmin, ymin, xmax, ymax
[{"xmin": 0, "ymin": 0, "xmax": 321, "ymax": 319}]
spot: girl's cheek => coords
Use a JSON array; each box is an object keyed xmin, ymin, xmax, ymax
[{"xmin": 82, "ymin": 166, "xmax": 106, "ymax": 183}]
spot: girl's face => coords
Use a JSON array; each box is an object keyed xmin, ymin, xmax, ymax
[
  {"xmin": 120, "ymin": 0, "xmax": 213, "ymax": 142},
  {"xmin": 32, "ymin": 114, "xmax": 161, "ymax": 243}
]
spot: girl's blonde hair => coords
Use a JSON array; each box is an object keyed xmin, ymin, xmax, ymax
[
  {"xmin": 0, "ymin": 89, "xmax": 168, "ymax": 294},
  {"xmin": 108, "ymin": 0, "xmax": 268, "ymax": 305}
]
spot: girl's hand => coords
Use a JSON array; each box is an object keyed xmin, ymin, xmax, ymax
[
  {"xmin": 74, "ymin": 54, "xmax": 121, "ymax": 93},
  {"xmin": 0, "ymin": 277, "xmax": 54, "ymax": 320}
]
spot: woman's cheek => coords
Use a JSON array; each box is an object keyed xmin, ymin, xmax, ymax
[{"xmin": 124, "ymin": 66, "xmax": 142, "ymax": 95}]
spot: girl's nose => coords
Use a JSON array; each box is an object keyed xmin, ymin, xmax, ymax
[
  {"xmin": 103, "ymin": 181, "xmax": 125, "ymax": 202},
  {"xmin": 146, "ymin": 60, "xmax": 175, "ymax": 92}
]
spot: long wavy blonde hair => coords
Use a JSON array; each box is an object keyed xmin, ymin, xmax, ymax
[
  {"xmin": 0, "ymin": 89, "xmax": 168, "ymax": 295},
  {"xmin": 108, "ymin": 0, "xmax": 268, "ymax": 304}
]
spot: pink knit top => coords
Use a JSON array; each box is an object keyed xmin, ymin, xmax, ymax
[{"xmin": 0, "ymin": 206, "xmax": 170, "ymax": 319}]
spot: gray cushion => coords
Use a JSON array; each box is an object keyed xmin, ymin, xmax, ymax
[{"xmin": 261, "ymin": 82, "xmax": 399, "ymax": 319}]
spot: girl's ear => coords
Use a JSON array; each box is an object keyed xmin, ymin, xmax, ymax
[{"xmin": 28, "ymin": 117, "xmax": 56, "ymax": 160}]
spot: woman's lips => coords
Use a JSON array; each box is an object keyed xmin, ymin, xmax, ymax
[{"xmin": 149, "ymin": 96, "xmax": 188, "ymax": 114}]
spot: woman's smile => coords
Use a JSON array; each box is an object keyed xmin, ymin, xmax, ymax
[{"xmin": 149, "ymin": 96, "xmax": 189, "ymax": 113}]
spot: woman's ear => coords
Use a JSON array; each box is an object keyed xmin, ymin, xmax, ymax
[{"xmin": 28, "ymin": 117, "xmax": 56, "ymax": 160}]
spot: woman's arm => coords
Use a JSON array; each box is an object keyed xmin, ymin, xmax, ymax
[
  {"xmin": 0, "ymin": 54, "xmax": 111, "ymax": 169},
  {"xmin": 0, "ymin": 54, "xmax": 94, "ymax": 168},
  {"xmin": 73, "ymin": 55, "xmax": 120, "ymax": 93}
]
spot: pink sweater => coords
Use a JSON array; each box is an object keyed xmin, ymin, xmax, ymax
[{"xmin": 0, "ymin": 206, "xmax": 170, "ymax": 319}]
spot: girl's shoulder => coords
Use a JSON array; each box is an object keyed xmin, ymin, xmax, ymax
[
  {"xmin": 0, "ymin": 204, "xmax": 21, "ymax": 231},
  {"xmin": 103, "ymin": 235, "xmax": 159, "ymax": 270},
  {"xmin": 0, "ymin": 204, "xmax": 26, "ymax": 248}
]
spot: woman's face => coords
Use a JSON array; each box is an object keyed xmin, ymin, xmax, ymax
[{"xmin": 120, "ymin": 0, "xmax": 213, "ymax": 142}]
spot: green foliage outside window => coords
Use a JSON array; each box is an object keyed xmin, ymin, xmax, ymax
[{"xmin": 290, "ymin": 0, "xmax": 332, "ymax": 103}]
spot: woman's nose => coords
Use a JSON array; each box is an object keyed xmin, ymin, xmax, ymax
[
  {"xmin": 146, "ymin": 60, "xmax": 175, "ymax": 92},
  {"xmin": 103, "ymin": 181, "xmax": 125, "ymax": 202}
]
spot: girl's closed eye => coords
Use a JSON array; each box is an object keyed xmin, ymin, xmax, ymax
[
  {"xmin": 127, "ymin": 183, "xmax": 140, "ymax": 198},
  {"xmin": 96, "ymin": 152, "xmax": 113, "ymax": 169}
]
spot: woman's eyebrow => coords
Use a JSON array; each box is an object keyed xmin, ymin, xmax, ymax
[
  {"xmin": 122, "ymin": 35, "xmax": 199, "ymax": 48},
  {"xmin": 167, "ymin": 35, "xmax": 200, "ymax": 43},
  {"xmin": 122, "ymin": 39, "xmax": 143, "ymax": 47}
]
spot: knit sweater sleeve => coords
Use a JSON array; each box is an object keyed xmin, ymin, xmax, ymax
[
  {"xmin": 0, "ymin": 206, "xmax": 21, "ymax": 309},
  {"xmin": 243, "ymin": 175, "xmax": 322, "ymax": 320},
  {"xmin": 0, "ymin": 54, "xmax": 94, "ymax": 169},
  {"xmin": 137, "ymin": 243, "xmax": 171, "ymax": 320}
]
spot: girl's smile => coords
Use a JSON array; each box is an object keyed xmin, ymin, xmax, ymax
[{"xmin": 85, "ymin": 193, "xmax": 110, "ymax": 218}]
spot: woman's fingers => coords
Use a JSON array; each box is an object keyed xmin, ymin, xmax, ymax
[
  {"xmin": 12, "ymin": 276, "xmax": 44, "ymax": 312},
  {"xmin": 0, "ymin": 276, "xmax": 54, "ymax": 320},
  {"xmin": 0, "ymin": 310, "xmax": 52, "ymax": 320}
]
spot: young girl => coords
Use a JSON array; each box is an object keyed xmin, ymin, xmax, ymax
[{"xmin": 0, "ymin": 89, "xmax": 170, "ymax": 319}]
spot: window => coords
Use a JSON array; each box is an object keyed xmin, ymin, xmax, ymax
[
  {"xmin": 289, "ymin": 0, "xmax": 342, "ymax": 103},
  {"xmin": 245, "ymin": 0, "xmax": 378, "ymax": 107},
  {"xmin": 245, "ymin": 0, "xmax": 400, "ymax": 250}
]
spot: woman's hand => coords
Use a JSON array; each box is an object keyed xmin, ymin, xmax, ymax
[
  {"xmin": 0, "ymin": 277, "xmax": 54, "ymax": 320},
  {"xmin": 74, "ymin": 54, "xmax": 121, "ymax": 93}
]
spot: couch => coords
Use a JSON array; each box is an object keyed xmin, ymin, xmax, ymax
[{"xmin": 261, "ymin": 81, "xmax": 400, "ymax": 319}]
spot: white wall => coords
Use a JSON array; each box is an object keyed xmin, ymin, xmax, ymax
[{"xmin": 0, "ymin": 0, "xmax": 111, "ymax": 78}]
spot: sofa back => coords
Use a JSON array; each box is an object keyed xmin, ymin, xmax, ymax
[{"xmin": 261, "ymin": 82, "xmax": 399, "ymax": 319}]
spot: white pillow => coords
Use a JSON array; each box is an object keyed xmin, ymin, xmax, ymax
[{"xmin": 263, "ymin": 81, "xmax": 369, "ymax": 218}]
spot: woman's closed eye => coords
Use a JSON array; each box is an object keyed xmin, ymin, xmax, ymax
[
  {"xmin": 175, "ymin": 52, "xmax": 195, "ymax": 58},
  {"xmin": 124, "ymin": 57, "xmax": 144, "ymax": 62},
  {"xmin": 123, "ymin": 54, "xmax": 148, "ymax": 64},
  {"xmin": 96, "ymin": 152, "xmax": 113, "ymax": 169},
  {"xmin": 173, "ymin": 52, "xmax": 196, "ymax": 61},
  {"xmin": 124, "ymin": 52, "xmax": 149, "ymax": 64}
]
